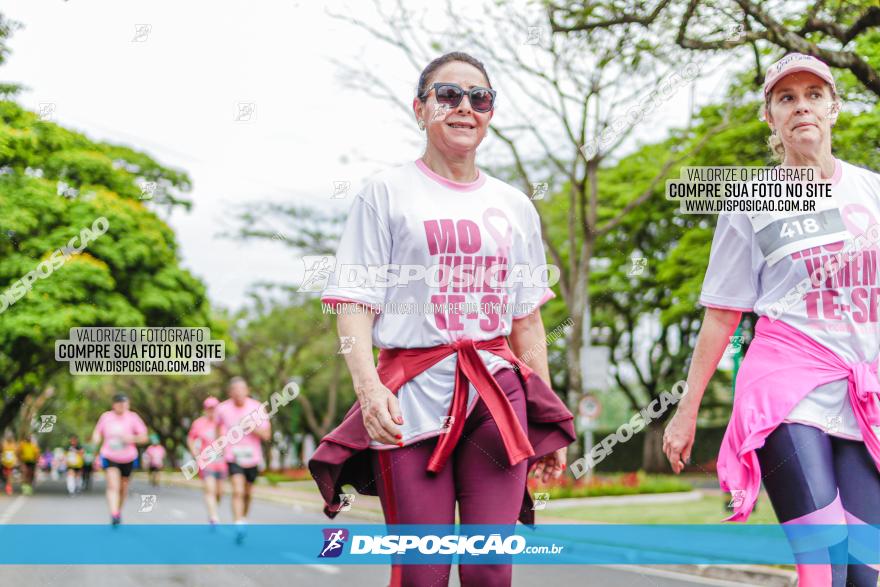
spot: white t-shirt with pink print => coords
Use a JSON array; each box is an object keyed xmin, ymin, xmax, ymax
[
  {"xmin": 700, "ymin": 159, "xmax": 880, "ymax": 440},
  {"xmin": 321, "ymin": 159, "xmax": 555, "ymax": 448}
]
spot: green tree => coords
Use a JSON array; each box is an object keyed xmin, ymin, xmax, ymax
[
  {"xmin": 0, "ymin": 34, "xmax": 212, "ymax": 431},
  {"xmin": 550, "ymin": 0, "xmax": 880, "ymax": 99}
]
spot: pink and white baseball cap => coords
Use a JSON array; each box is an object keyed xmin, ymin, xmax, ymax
[
  {"xmin": 763, "ymin": 53, "xmax": 836, "ymax": 97},
  {"xmin": 203, "ymin": 396, "xmax": 219, "ymax": 408}
]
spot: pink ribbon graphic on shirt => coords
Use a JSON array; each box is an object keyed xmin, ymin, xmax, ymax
[
  {"xmin": 840, "ymin": 203, "xmax": 880, "ymax": 254},
  {"xmin": 482, "ymin": 207, "xmax": 513, "ymax": 329},
  {"xmin": 482, "ymin": 207, "xmax": 513, "ymax": 260}
]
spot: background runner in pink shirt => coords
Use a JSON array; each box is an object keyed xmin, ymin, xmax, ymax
[
  {"xmin": 188, "ymin": 415, "xmax": 228, "ymax": 474},
  {"xmin": 215, "ymin": 377, "xmax": 271, "ymax": 533},
  {"xmin": 215, "ymin": 396, "xmax": 268, "ymax": 469},
  {"xmin": 93, "ymin": 408, "xmax": 147, "ymax": 464},
  {"xmin": 187, "ymin": 396, "xmax": 228, "ymax": 524},
  {"xmin": 90, "ymin": 394, "xmax": 148, "ymax": 526},
  {"xmin": 144, "ymin": 437, "xmax": 166, "ymax": 487},
  {"xmin": 145, "ymin": 442, "xmax": 166, "ymax": 468}
]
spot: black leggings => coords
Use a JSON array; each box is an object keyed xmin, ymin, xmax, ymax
[{"xmin": 757, "ymin": 422, "xmax": 880, "ymax": 586}]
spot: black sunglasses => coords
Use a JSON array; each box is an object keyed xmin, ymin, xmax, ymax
[{"xmin": 420, "ymin": 83, "xmax": 496, "ymax": 113}]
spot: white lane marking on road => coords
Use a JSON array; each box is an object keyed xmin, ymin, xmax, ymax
[
  {"xmin": 304, "ymin": 564, "xmax": 339, "ymax": 574},
  {"xmin": 0, "ymin": 496, "xmax": 26, "ymax": 524},
  {"xmin": 280, "ymin": 551, "xmax": 340, "ymax": 574}
]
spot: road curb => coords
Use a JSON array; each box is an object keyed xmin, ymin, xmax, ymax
[{"xmin": 158, "ymin": 474, "xmax": 796, "ymax": 585}]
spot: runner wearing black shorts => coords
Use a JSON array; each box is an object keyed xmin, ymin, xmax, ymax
[
  {"xmin": 215, "ymin": 377, "xmax": 271, "ymax": 543},
  {"xmin": 91, "ymin": 394, "xmax": 148, "ymax": 526},
  {"xmin": 100, "ymin": 457, "xmax": 134, "ymax": 478},
  {"xmin": 226, "ymin": 462, "xmax": 258, "ymax": 484}
]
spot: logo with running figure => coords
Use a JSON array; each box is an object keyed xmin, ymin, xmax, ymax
[
  {"xmin": 298, "ymin": 255, "xmax": 336, "ymax": 292},
  {"xmin": 431, "ymin": 103, "xmax": 451, "ymax": 122},
  {"xmin": 38, "ymin": 103, "xmax": 56, "ymax": 121},
  {"xmin": 728, "ymin": 489, "xmax": 746, "ymax": 510},
  {"xmin": 337, "ymin": 336, "xmax": 356, "ymax": 355},
  {"xmin": 319, "ymin": 528, "xmax": 349, "ymax": 558},
  {"xmin": 530, "ymin": 182, "xmax": 548, "ymax": 200},
  {"xmin": 725, "ymin": 335, "xmax": 745, "ymax": 356},
  {"xmin": 525, "ymin": 26, "xmax": 545, "ymax": 45},
  {"xmin": 331, "ymin": 181, "xmax": 350, "ymax": 199},
  {"xmin": 439, "ymin": 416, "xmax": 455, "ymax": 433},
  {"xmin": 138, "ymin": 494, "xmax": 157, "ymax": 513},
  {"xmin": 338, "ymin": 493, "xmax": 355, "ymax": 512},
  {"xmin": 628, "ymin": 257, "xmax": 647, "ymax": 276},
  {"xmin": 725, "ymin": 23, "xmax": 745, "ymax": 42},
  {"xmin": 233, "ymin": 102, "xmax": 256, "ymax": 123},
  {"xmin": 37, "ymin": 415, "xmax": 57, "ymax": 433},
  {"xmin": 132, "ymin": 24, "xmax": 152, "ymax": 43},
  {"xmin": 532, "ymin": 492, "xmax": 550, "ymax": 510},
  {"xmin": 825, "ymin": 415, "xmax": 842, "ymax": 433},
  {"xmin": 139, "ymin": 181, "xmax": 157, "ymax": 201}
]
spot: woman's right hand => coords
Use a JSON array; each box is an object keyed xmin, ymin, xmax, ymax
[
  {"xmin": 357, "ymin": 381, "xmax": 404, "ymax": 446},
  {"xmin": 663, "ymin": 408, "xmax": 698, "ymax": 474}
]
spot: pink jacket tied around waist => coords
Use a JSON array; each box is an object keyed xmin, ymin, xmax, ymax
[
  {"xmin": 719, "ymin": 316, "xmax": 880, "ymax": 521},
  {"xmin": 308, "ymin": 335, "xmax": 576, "ymax": 526}
]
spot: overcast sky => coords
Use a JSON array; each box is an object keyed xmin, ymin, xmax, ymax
[{"xmin": 3, "ymin": 0, "xmax": 733, "ymax": 311}]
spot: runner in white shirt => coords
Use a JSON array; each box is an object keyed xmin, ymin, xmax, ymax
[
  {"xmin": 664, "ymin": 54, "xmax": 880, "ymax": 587},
  {"xmin": 321, "ymin": 158, "xmax": 555, "ymax": 447},
  {"xmin": 312, "ymin": 51, "xmax": 574, "ymax": 587}
]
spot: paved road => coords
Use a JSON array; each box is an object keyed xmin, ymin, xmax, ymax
[{"xmin": 0, "ymin": 474, "xmax": 758, "ymax": 586}]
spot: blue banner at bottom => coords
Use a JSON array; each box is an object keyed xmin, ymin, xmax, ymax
[{"xmin": 0, "ymin": 524, "xmax": 878, "ymax": 564}]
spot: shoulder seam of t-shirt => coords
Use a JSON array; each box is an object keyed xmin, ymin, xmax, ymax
[
  {"xmin": 353, "ymin": 188, "xmax": 393, "ymax": 237},
  {"xmin": 718, "ymin": 212, "xmax": 754, "ymax": 242}
]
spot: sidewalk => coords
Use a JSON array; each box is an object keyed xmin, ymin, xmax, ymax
[{"xmin": 157, "ymin": 472, "xmax": 796, "ymax": 586}]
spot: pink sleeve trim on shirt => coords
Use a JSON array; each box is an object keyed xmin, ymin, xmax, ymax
[
  {"xmin": 414, "ymin": 158, "xmax": 486, "ymax": 192},
  {"xmin": 320, "ymin": 296, "xmax": 383, "ymax": 314},
  {"xmin": 700, "ymin": 301, "xmax": 752, "ymax": 312},
  {"xmin": 513, "ymin": 288, "xmax": 556, "ymax": 320},
  {"xmin": 829, "ymin": 158, "xmax": 842, "ymax": 186}
]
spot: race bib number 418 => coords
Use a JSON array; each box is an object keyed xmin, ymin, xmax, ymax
[{"xmin": 749, "ymin": 208, "xmax": 848, "ymax": 266}]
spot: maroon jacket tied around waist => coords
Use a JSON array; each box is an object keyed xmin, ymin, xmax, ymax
[{"xmin": 307, "ymin": 336, "xmax": 576, "ymax": 526}]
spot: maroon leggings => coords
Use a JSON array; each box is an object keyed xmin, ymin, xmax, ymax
[{"xmin": 370, "ymin": 368, "xmax": 528, "ymax": 587}]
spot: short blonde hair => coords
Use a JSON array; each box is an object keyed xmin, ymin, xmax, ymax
[{"xmin": 759, "ymin": 81, "xmax": 840, "ymax": 161}]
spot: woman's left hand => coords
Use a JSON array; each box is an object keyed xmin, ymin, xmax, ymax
[{"xmin": 530, "ymin": 447, "xmax": 567, "ymax": 483}]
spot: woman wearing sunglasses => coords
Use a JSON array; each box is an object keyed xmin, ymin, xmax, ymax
[{"xmin": 310, "ymin": 51, "xmax": 575, "ymax": 587}]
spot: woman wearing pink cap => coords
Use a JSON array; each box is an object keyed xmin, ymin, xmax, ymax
[
  {"xmin": 309, "ymin": 52, "xmax": 575, "ymax": 587},
  {"xmin": 665, "ymin": 53, "xmax": 880, "ymax": 586},
  {"xmin": 187, "ymin": 396, "xmax": 228, "ymax": 525}
]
